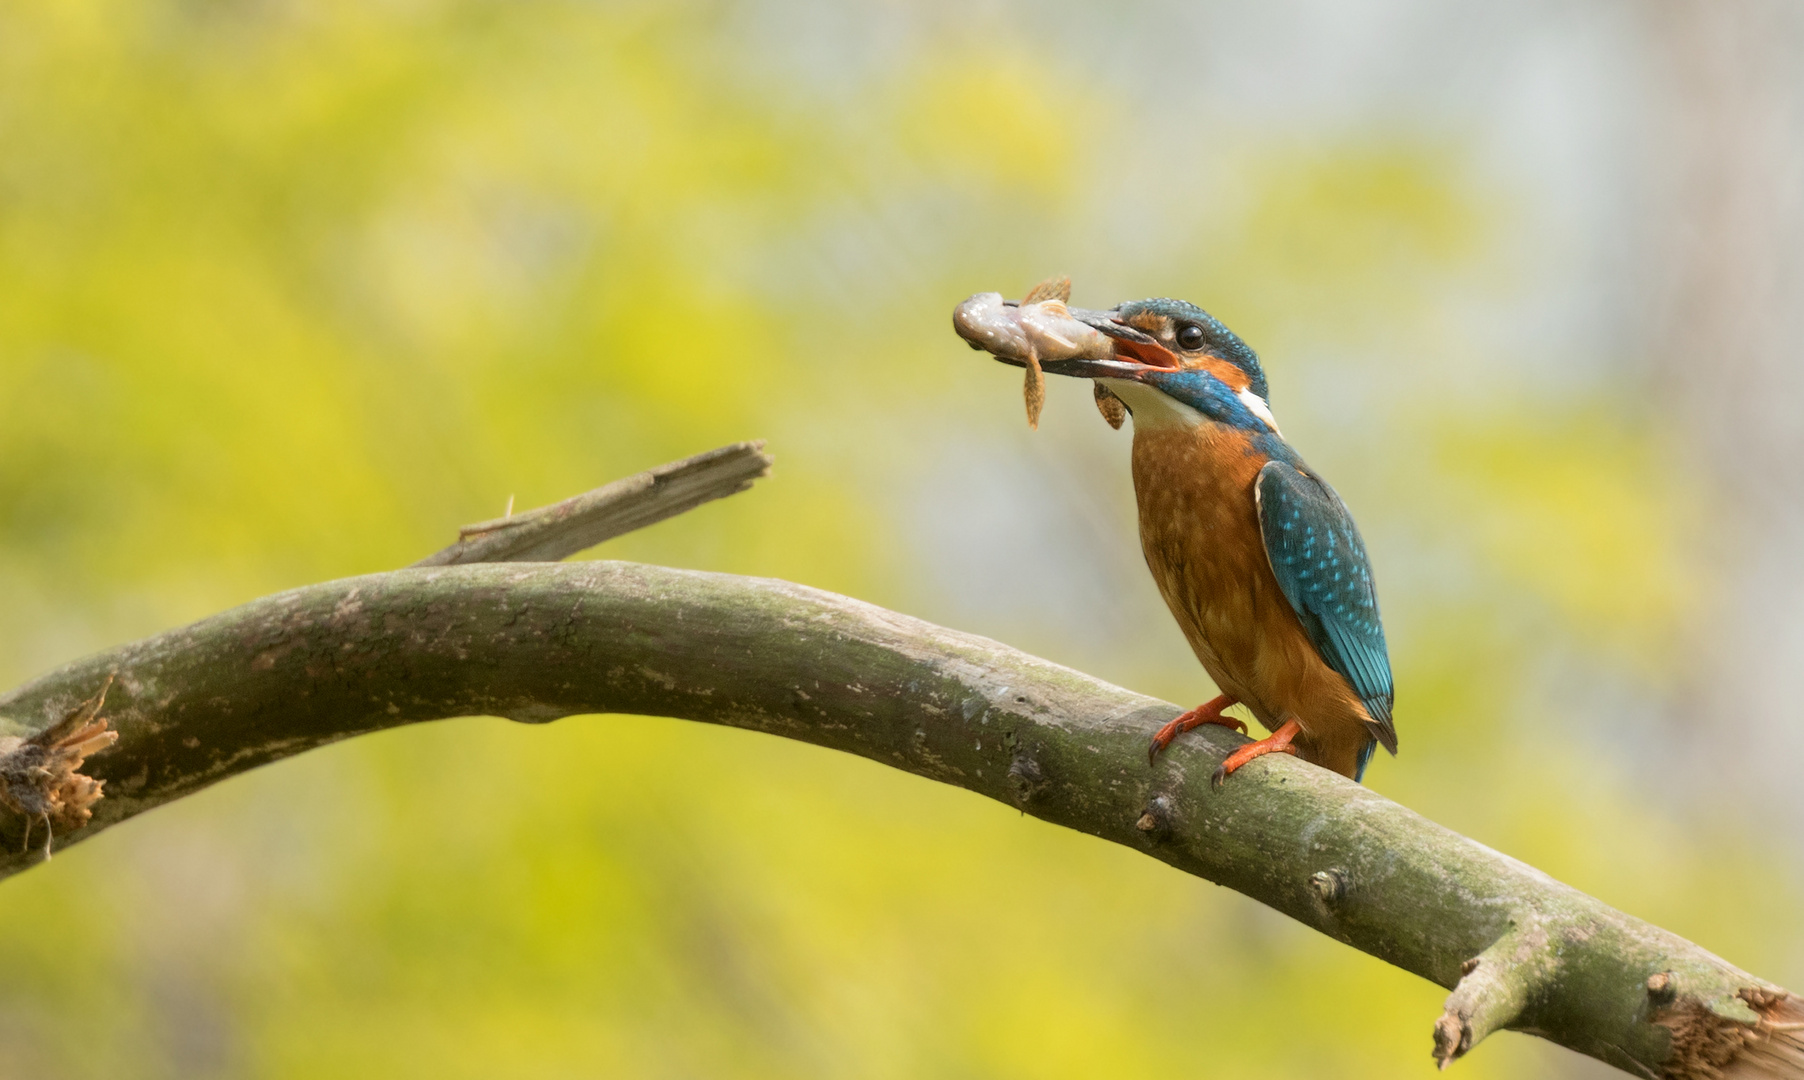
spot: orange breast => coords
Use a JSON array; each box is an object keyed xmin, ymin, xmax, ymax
[{"xmin": 1131, "ymin": 425, "xmax": 1374, "ymax": 777}]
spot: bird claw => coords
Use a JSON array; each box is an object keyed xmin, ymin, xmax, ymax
[
  {"xmin": 1147, "ymin": 696, "xmax": 1245, "ymax": 765},
  {"xmin": 1209, "ymin": 719, "xmax": 1303, "ymax": 791}
]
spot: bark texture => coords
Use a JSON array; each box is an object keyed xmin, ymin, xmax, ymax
[
  {"xmin": 414, "ymin": 441, "xmax": 772, "ymax": 566},
  {"xmin": 0, "ymin": 561, "xmax": 1795, "ymax": 1076}
]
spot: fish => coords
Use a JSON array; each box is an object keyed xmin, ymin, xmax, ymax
[{"xmin": 952, "ymin": 276, "xmax": 1116, "ymax": 429}]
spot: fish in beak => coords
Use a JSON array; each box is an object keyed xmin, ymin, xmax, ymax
[{"xmin": 951, "ymin": 277, "xmax": 1178, "ymax": 428}]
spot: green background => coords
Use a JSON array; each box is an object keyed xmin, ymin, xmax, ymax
[{"xmin": 0, "ymin": 2, "xmax": 1791, "ymax": 1077}]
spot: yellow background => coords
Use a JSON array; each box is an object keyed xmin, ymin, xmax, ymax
[{"xmin": 0, "ymin": 3, "xmax": 1789, "ymax": 1077}]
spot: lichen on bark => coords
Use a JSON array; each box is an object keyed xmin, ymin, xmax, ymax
[{"xmin": 0, "ymin": 561, "xmax": 1793, "ymax": 1077}]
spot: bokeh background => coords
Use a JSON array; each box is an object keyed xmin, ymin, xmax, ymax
[{"xmin": 2, "ymin": 1, "xmax": 1802, "ymax": 1076}]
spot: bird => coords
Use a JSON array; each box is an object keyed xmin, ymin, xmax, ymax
[{"xmin": 953, "ymin": 289, "xmax": 1396, "ymax": 784}]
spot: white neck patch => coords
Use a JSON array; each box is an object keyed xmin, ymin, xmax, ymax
[
  {"xmin": 1097, "ymin": 378, "xmax": 1203, "ymax": 430},
  {"xmin": 1238, "ymin": 388, "xmax": 1281, "ymax": 435},
  {"xmin": 1100, "ymin": 377, "xmax": 1282, "ymax": 436}
]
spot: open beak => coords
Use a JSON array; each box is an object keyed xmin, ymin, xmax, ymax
[
  {"xmin": 952, "ymin": 291, "xmax": 1178, "ymax": 381},
  {"xmin": 1040, "ymin": 332, "xmax": 1179, "ymax": 379}
]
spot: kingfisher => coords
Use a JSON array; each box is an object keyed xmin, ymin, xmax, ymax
[{"xmin": 953, "ymin": 283, "xmax": 1396, "ymax": 784}]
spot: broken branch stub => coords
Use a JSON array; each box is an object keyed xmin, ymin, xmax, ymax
[
  {"xmin": 0, "ymin": 674, "xmax": 118, "ymax": 858},
  {"xmin": 414, "ymin": 440, "xmax": 773, "ymax": 567},
  {"xmin": 1434, "ymin": 920, "xmax": 1553, "ymax": 1069},
  {"xmin": 0, "ymin": 443, "xmax": 772, "ymax": 860},
  {"xmin": 1652, "ymin": 986, "xmax": 1804, "ymax": 1080}
]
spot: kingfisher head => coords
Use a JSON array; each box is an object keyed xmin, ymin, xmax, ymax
[
  {"xmin": 952, "ymin": 289, "xmax": 1280, "ymax": 436},
  {"xmin": 1077, "ymin": 298, "xmax": 1277, "ymax": 434}
]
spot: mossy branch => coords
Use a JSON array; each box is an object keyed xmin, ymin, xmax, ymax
[{"xmin": 0, "ymin": 451, "xmax": 1795, "ymax": 1078}]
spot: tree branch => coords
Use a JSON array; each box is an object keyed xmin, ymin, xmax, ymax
[
  {"xmin": 0, "ymin": 464, "xmax": 1797, "ymax": 1076},
  {"xmin": 413, "ymin": 440, "xmax": 772, "ymax": 566}
]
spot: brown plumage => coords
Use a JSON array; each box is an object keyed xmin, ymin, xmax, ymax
[{"xmin": 1130, "ymin": 425, "xmax": 1378, "ymax": 778}]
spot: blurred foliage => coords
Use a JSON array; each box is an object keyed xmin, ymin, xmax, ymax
[{"xmin": 0, "ymin": 1, "xmax": 1795, "ymax": 1079}]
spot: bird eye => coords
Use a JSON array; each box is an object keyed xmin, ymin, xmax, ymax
[{"xmin": 1176, "ymin": 323, "xmax": 1206, "ymax": 350}]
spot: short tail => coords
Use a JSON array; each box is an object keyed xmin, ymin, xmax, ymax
[{"xmin": 1355, "ymin": 699, "xmax": 1397, "ymax": 783}]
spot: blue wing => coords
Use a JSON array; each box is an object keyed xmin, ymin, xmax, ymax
[{"xmin": 1255, "ymin": 461, "xmax": 1396, "ymax": 771}]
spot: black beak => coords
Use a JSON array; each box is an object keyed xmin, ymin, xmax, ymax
[
  {"xmin": 1038, "ymin": 308, "xmax": 1172, "ymax": 380},
  {"xmin": 1068, "ymin": 308, "xmax": 1158, "ymax": 345},
  {"xmin": 1038, "ymin": 356, "xmax": 1151, "ymax": 379}
]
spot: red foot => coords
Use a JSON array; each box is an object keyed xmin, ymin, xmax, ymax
[
  {"xmin": 1211, "ymin": 718, "xmax": 1302, "ymax": 789},
  {"xmin": 1147, "ymin": 694, "xmax": 1246, "ymax": 764}
]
